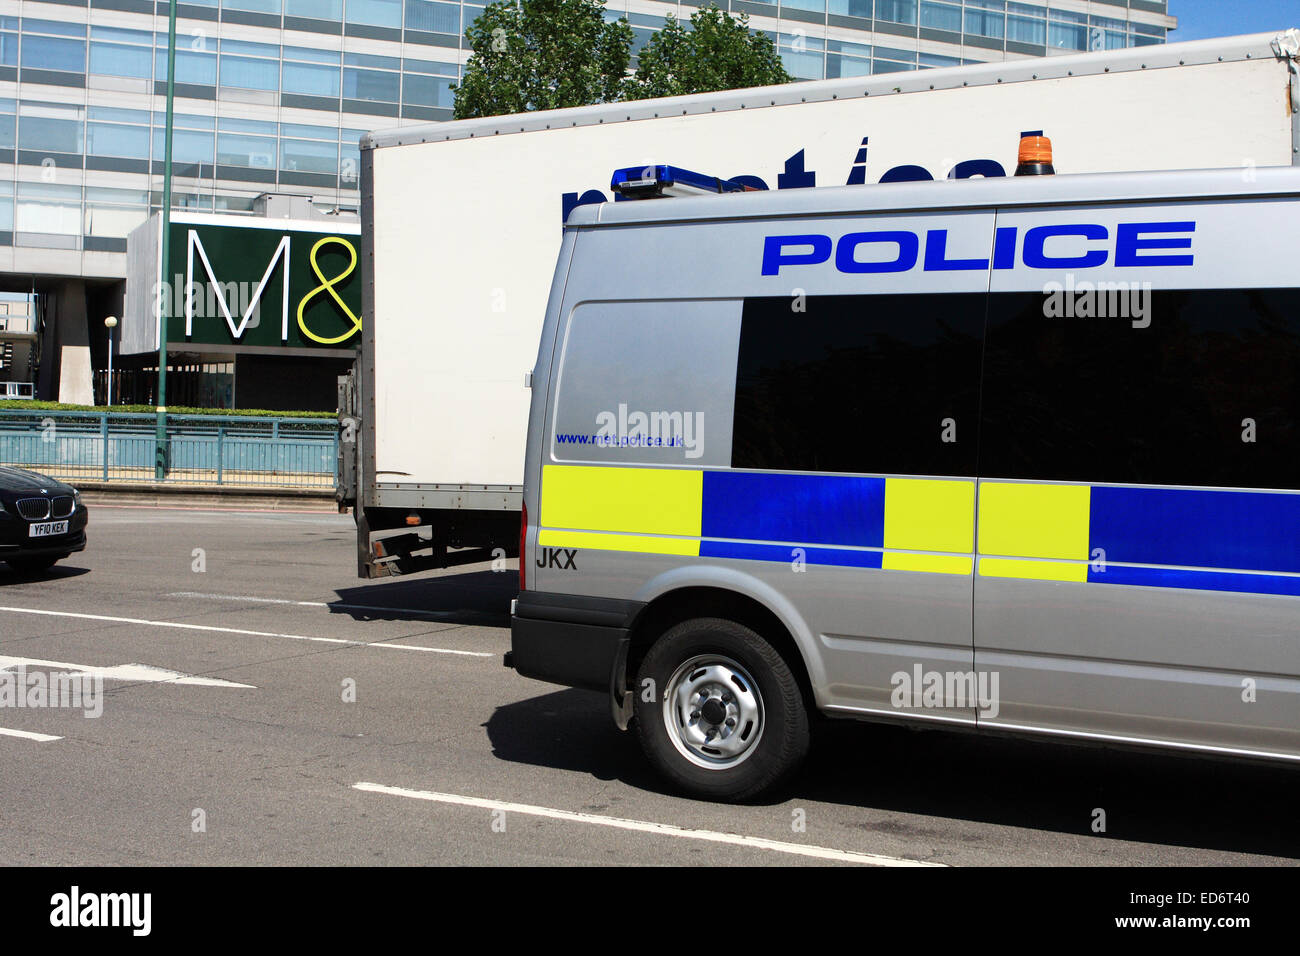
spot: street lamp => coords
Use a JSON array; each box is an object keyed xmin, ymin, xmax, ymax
[
  {"xmin": 155, "ymin": 0, "xmax": 178, "ymax": 479},
  {"xmin": 104, "ymin": 316, "xmax": 118, "ymax": 406}
]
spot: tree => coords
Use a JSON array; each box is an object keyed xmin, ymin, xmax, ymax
[
  {"xmin": 624, "ymin": 5, "xmax": 791, "ymax": 101},
  {"xmin": 453, "ymin": 0, "xmax": 634, "ymax": 119}
]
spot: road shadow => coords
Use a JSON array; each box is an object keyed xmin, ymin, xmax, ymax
[
  {"xmin": 0, "ymin": 563, "xmax": 91, "ymax": 585},
  {"xmin": 487, "ymin": 689, "xmax": 1300, "ymax": 859},
  {"xmin": 331, "ymin": 567, "xmax": 515, "ymax": 627}
]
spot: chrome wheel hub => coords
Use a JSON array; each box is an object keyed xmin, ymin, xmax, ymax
[{"xmin": 663, "ymin": 655, "xmax": 764, "ymax": 770}]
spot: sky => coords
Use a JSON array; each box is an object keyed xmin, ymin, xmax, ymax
[{"xmin": 1168, "ymin": 1, "xmax": 1298, "ymax": 41}]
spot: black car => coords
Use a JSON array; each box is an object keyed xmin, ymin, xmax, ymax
[{"xmin": 0, "ymin": 466, "xmax": 88, "ymax": 574}]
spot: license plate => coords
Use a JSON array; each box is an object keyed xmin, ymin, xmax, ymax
[{"xmin": 29, "ymin": 520, "xmax": 68, "ymax": 538}]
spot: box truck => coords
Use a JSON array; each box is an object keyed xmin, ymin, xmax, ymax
[{"xmin": 342, "ymin": 29, "xmax": 1300, "ymax": 578}]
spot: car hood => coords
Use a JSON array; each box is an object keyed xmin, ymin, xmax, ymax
[{"xmin": 0, "ymin": 466, "xmax": 74, "ymax": 495}]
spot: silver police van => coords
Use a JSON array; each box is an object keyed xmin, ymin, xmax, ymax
[{"xmin": 507, "ymin": 162, "xmax": 1300, "ymax": 801}]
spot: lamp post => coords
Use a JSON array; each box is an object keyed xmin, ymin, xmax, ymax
[
  {"xmin": 104, "ymin": 316, "xmax": 117, "ymax": 406},
  {"xmin": 155, "ymin": 0, "xmax": 178, "ymax": 479}
]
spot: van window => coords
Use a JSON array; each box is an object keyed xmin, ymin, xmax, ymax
[
  {"xmin": 979, "ymin": 288, "xmax": 1300, "ymax": 488},
  {"xmin": 730, "ymin": 294, "xmax": 985, "ymax": 476}
]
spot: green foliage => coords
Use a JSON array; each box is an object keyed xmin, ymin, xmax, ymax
[
  {"xmin": 0, "ymin": 401, "xmax": 337, "ymax": 419},
  {"xmin": 624, "ymin": 5, "xmax": 791, "ymax": 101},
  {"xmin": 454, "ymin": 0, "xmax": 634, "ymax": 118},
  {"xmin": 453, "ymin": 0, "xmax": 790, "ymax": 118}
]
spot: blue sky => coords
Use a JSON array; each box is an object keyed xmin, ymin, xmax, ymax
[{"xmin": 1169, "ymin": 1, "xmax": 1297, "ymax": 41}]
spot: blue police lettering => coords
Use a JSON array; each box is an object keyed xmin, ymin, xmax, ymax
[
  {"xmin": 1022, "ymin": 224, "xmax": 1109, "ymax": 269},
  {"xmin": 761, "ymin": 222, "xmax": 1197, "ymax": 275},
  {"xmin": 1114, "ymin": 221, "xmax": 1196, "ymax": 267},
  {"xmin": 833, "ymin": 231, "xmax": 918, "ymax": 274}
]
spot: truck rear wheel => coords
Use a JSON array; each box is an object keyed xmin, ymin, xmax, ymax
[{"xmin": 633, "ymin": 617, "xmax": 810, "ymax": 802}]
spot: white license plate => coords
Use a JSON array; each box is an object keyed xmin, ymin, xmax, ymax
[{"xmin": 29, "ymin": 520, "xmax": 68, "ymax": 538}]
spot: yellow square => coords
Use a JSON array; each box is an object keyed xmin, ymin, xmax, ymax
[
  {"xmin": 977, "ymin": 482, "xmax": 1090, "ymax": 561},
  {"xmin": 540, "ymin": 464, "xmax": 703, "ymax": 538},
  {"xmin": 883, "ymin": 478, "xmax": 976, "ymax": 554}
]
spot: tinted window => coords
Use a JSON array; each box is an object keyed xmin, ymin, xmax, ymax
[
  {"xmin": 731, "ymin": 294, "xmax": 985, "ymax": 476},
  {"xmin": 980, "ymin": 289, "xmax": 1300, "ymax": 488}
]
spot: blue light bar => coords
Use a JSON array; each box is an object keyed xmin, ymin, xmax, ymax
[{"xmin": 611, "ymin": 164, "xmax": 754, "ymax": 199}]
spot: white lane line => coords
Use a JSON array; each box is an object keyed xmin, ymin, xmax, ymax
[
  {"xmin": 169, "ymin": 592, "xmax": 326, "ymax": 607},
  {"xmin": 167, "ymin": 591, "xmax": 491, "ymax": 623},
  {"xmin": 0, "ymin": 606, "xmax": 493, "ymax": 658},
  {"xmin": 353, "ymin": 782, "xmax": 944, "ymax": 867},
  {"xmin": 0, "ymin": 727, "xmax": 61, "ymax": 742}
]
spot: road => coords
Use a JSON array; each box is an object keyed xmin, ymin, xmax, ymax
[{"xmin": 0, "ymin": 504, "xmax": 1295, "ymax": 866}]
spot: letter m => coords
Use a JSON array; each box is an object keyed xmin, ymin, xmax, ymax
[{"xmin": 186, "ymin": 229, "xmax": 290, "ymax": 340}]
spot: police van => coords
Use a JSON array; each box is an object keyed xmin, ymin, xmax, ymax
[{"xmin": 506, "ymin": 154, "xmax": 1300, "ymax": 801}]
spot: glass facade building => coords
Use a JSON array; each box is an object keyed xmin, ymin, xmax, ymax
[
  {"xmin": 0, "ymin": 0, "xmax": 1174, "ymax": 275},
  {"xmin": 0, "ymin": 0, "xmax": 1173, "ymax": 404}
]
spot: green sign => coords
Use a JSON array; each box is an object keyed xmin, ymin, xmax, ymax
[{"xmin": 165, "ymin": 220, "xmax": 362, "ymax": 350}]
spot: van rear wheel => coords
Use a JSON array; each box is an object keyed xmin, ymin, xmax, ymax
[{"xmin": 633, "ymin": 617, "xmax": 810, "ymax": 802}]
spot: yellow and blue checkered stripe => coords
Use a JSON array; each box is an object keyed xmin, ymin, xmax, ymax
[
  {"xmin": 978, "ymin": 482, "xmax": 1300, "ymax": 597},
  {"xmin": 539, "ymin": 465, "xmax": 974, "ymax": 574},
  {"xmin": 540, "ymin": 465, "xmax": 1300, "ymax": 598}
]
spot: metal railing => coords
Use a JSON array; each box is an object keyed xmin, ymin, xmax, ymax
[{"xmin": 0, "ymin": 409, "xmax": 339, "ymax": 490}]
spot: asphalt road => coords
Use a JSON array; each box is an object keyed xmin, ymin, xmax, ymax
[{"xmin": 0, "ymin": 504, "xmax": 1295, "ymax": 867}]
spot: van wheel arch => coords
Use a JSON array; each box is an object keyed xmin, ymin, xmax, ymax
[{"xmin": 624, "ymin": 587, "xmax": 816, "ymax": 717}]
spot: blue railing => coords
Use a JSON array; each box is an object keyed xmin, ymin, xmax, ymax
[{"xmin": 0, "ymin": 410, "xmax": 338, "ymax": 490}]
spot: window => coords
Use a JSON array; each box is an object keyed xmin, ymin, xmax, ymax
[
  {"xmin": 964, "ymin": 0, "xmax": 1004, "ymax": 39},
  {"xmin": 344, "ymin": 67, "xmax": 399, "ymax": 102},
  {"xmin": 782, "ymin": 0, "xmax": 826, "ymax": 13},
  {"xmin": 280, "ymin": 137, "xmax": 338, "ymax": 174},
  {"xmin": 731, "ymin": 295, "xmax": 985, "ymax": 476},
  {"xmin": 18, "ymin": 109, "xmax": 83, "ymax": 153},
  {"xmin": 826, "ymin": 54, "xmax": 871, "ymax": 78},
  {"xmin": 0, "ymin": 31, "xmax": 16, "ymax": 67},
  {"xmin": 347, "ymin": 0, "xmax": 402, "ymax": 28},
  {"xmin": 405, "ymin": 0, "xmax": 461, "ymax": 33},
  {"xmin": 21, "ymin": 19, "xmax": 85, "ymax": 38},
  {"xmin": 1006, "ymin": 3, "xmax": 1045, "ymax": 45},
  {"xmin": 90, "ymin": 42, "xmax": 153, "ymax": 78},
  {"xmin": 402, "ymin": 73, "xmax": 454, "ymax": 107},
  {"xmin": 216, "ymin": 132, "xmax": 276, "ymax": 168},
  {"xmin": 828, "ymin": 0, "xmax": 872, "ymax": 17},
  {"xmin": 1048, "ymin": 9, "xmax": 1087, "ymax": 50},
  {"xmin": 153, "ymin": 128, "xmax": 215, "ymax": 167},
  {"xmin": 87, "ymin": 122, "xmax": 150, "ymax": 159},
  {"xmin": 920, "ymin": 1, "xmax": 961, "ymax": 33},
  {"xmin": 220, "ymin": 56, "xmax": 279, "ymax": 91},
  {"xmin": 284, "ymin": 61, "xmax": 340, "ymax": 96},
  {"xmin": 224, "ymin": 0, "xmax": 282, "ymax": 12},
  {"xmin": 980, "ymin": 289, "xmax": 1300, "ymax": 488},
  {"xmin": 919, "ymin": 52, "xmax": 961, "ymax": 67},
  {"xmin": 286, "ymin": 0, "xmax": 342, "ymax": 17},
  {"xmin": 874, "ymin": 0, "xmax": 915, "ymax": 24},
  {"xmin": 156, "ymin": 49, "xmax": 217, "ymax": 85},
  {"xmin": 17, "ymin": 182, "xmax": 81, "ymax": 236},
  {"xmin": 21, "ymin": 35, "xmax": 85, "ymax": 72}
]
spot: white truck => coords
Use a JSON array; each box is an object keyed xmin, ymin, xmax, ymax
[{"xmin": 342, "ymin": 29, "xmax": 1300, "ymax": 578}]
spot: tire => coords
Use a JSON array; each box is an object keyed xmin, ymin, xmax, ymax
[
  {"xmin": 634, "ymin": 617, "xmax": 810, "ymax": 802},
  {"xmin": 6, "ymin": 556, "xmax": 59, "ymax": 575}
]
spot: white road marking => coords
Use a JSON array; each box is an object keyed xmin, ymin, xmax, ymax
[
  {"xmin": 0, "ymin": 606, "xmax": 492, "ymax": 658},
  {"xmin": 167, "ymin": 591, "xmax": 497, "ymax": 623},
  {"xmin": 0, "ymin": 727, "xmax": 61, "ymax": 742},
  {"xmin": 0, "ymin": 655, "xmax": 254, "ymax": 688},
  {"xmin": 353, "ymin": 782, "xmax": 945, "ymax": 867}
]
